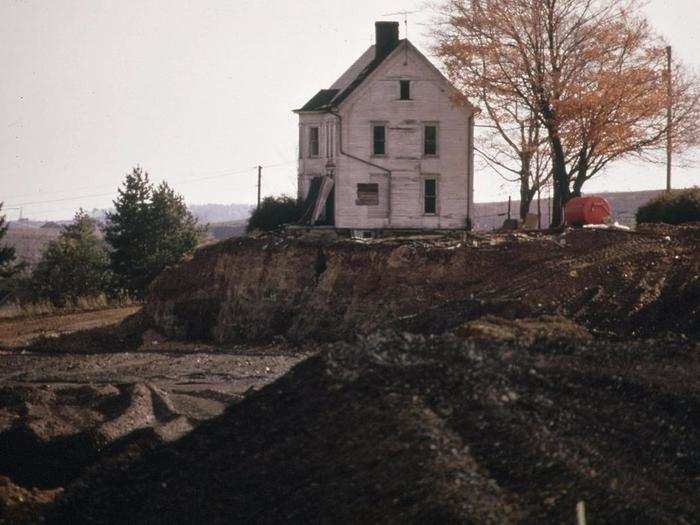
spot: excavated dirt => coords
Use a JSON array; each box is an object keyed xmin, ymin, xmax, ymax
[
  {"xmin": 0, "ymin": 225, "xmax": 698, "ymax": 523},
  {"xmin": 0, "ymin": 335, "xmax": 308, "ymax": 522},
  {"xmin": 146, "ymin": 224, "xmax": 699, "ymax": 342},
  {"xmin": 51, "ymin": 332, "xmax": 700, "ymax": 523}
]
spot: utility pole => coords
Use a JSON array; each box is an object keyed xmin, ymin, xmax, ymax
[
  {"xmin": 666, "ymin": 45, "xmax": 673, "ymax": 193},
  {"xmin": 257, "ymin": 165, "xmax": 262, "ymax": 208}
]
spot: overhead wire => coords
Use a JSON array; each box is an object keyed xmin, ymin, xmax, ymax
[{"xmin": 3, "ymin": 160, "xmax": 296, "ymax": 209}]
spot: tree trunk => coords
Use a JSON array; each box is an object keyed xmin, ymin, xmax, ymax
[
  {"xmin": 572, "ymin": 166, "xmax": 587, "ymax": 197},
  {"xmin": 518, "ymin": 157, "xmax": 534, "ymax": 220},
  {"xmin": 549, "ymin": 136, "xmax": 570, "ymax": 227},
  {"xmin": 519, "ymin": 185, "xmax": 537, "ymax": 221}
]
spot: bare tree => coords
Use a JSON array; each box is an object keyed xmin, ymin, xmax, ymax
[
  {"xmin": 451, "ymin": 71, "xmax": 552, "ymax": 220},
  {"xmin": 434, "ymin": 0, "xmax": 700, "ymax": 226}
]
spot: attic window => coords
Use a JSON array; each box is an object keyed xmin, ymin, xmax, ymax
[
  {"xmin": 400, "ymin": 80, "xmax": 411, "ymax": 100},
  {"xmin": 356, "ymin": 183, "xmax": 379, "ymax": 205}
]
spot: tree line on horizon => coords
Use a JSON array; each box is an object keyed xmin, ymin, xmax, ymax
[{"xmin": 0, "ymin": 167, "xmax": 202, "ymax": 306}]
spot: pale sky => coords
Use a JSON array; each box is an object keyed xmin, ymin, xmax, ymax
[{"xmin": 1, "ymin": 0, "xmax": 698, "ymax": 221}]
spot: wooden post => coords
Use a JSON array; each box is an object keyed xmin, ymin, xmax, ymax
[
  {"xmin": 257, "ymin": 165, "xmax": 262, "ymax": 208},
  {"xmin": 537, "ymin": 187, "xmax": 542, "ymax": 229},
  {"xmin": 507, "ymin": 196, "xmax": 512, "ymax": 220},
  {"xmin": 666, "ymin": 45, "xmax": 673, "ymax": 193},
  {"xmin": 576, "ymin": 501, "xmax": 587, "ymax": 525}
]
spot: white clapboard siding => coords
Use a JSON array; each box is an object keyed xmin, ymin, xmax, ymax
[{"xmin": 297, "ymin": 41, "xmax": 474, "ymax": 229}]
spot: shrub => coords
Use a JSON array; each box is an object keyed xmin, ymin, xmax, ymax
[
  {"xmin": 32, "ymin": 210, "xmax": 113, "ymax": 306},
  {"xmin": 247, "ymin": 196, "xmax": 302, "ymax": 233},
  {"xmin": 0, "ymin": 203, "xmax": 23, "ymax": 295},
  {"xmin": 636, "ymin": 187, "xmax": 700, "ymax": 225}
]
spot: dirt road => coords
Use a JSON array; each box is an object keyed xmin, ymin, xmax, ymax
[
  {"xmin": 0, "ymin": 306, "xmax": 309, "ymax": 522},
  {"xmin": 0, "ymin": 306, "xmax": 141, "ymax": 347}
]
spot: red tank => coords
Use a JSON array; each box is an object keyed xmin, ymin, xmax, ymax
[{"xmin": 564, "ymin": 196, "xmax": 612, "ymax": 227}]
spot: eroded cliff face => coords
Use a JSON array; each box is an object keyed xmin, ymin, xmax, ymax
[{"xmin": 145, "ymin": 226, "xmax": 699, "ymax": 343}]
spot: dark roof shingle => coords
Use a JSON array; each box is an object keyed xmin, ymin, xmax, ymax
[
  {"xmin": 295, "ymin": 41, "xmax": 406, "ymax": 113},
  {"xmin": 297, "ymin": 89, "xmax": 340, "ymax": 112}
]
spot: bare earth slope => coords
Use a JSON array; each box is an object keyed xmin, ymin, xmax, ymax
[
  {"xmin": 146, "ymin": 225, "xmax": 699, "ymax": 342},
  {"xmin": 52, "ymin": 333, "xmax": 700, "ymax": 523},
  {"xmin": 1, "ymin": 225, "xmax": 698, "ymax": 523}
]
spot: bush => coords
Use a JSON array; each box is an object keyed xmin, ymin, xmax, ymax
[
  {"xmin": 0, "ymin": 203, "xmax": 24, "ymax": 296},
  {"xmin": 247, "ymin": 196, "xmax": 302, "ymax": 233},
  {"xmin": 32, "ymin": 210, "xmax": 113, "ymax": 306},
  {"xmin": 636, "ymin": 187, "xmax": 700, "ymax": 225}
]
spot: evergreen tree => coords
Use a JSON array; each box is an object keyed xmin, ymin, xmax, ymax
[
  {"xmin": 32, "ymin": 209, "xmax": 112, "ymax": 305},
  {"xmin": 0, "ymin": 202, "xmax": 24, "ymax": 301},
  {"xmin": 0, "ymin": 203, "xmax": 18, "ymax": 279},
  {"xmin": 148, "ymin": 182, "xmax": 200, "ymax": 275},
  {"xmin": 104, "ymin": 167, "xmax": 153, "ymax": 295},
  {"xmin": 105, "ymin": 168, "xmax": 201, "ymax": 297}
]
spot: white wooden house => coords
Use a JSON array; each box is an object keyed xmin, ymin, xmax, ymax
[{"xmin": 294, "ymin": 21, "xmax": 476, "ymax": 230}]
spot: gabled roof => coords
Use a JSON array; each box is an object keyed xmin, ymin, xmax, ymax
[
  {"xmin": 294, "ymin": 43, "xmax": 396, "ymax": 113},
  {"xmin": 298, "ymin": 89, "xmax": 340, "ymax": 112},
  {"xmin": 294, "ymin": 39, "xmax": 476, "ymax": 114}
]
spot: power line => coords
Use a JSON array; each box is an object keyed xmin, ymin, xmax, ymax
[{"xmin": 4, "ymin": 160, "xmax": 295, "ymax": 208}]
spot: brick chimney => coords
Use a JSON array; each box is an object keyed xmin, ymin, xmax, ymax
[{"xmin": 375, "ymin": 21, "xmax": 400, "ymax": 60}]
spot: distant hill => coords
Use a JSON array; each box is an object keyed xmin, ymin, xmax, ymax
[
  {"xmin": 189, "ymin": 204, "xmax": 253, "ymax": 224},
  {"xmin": 83, "ymin": 203, "xmax": 254, "ymax": 226},
  {"xmin": 4, "ymin": 228, "xmax": 60, "ymax": 268},
  {"xmin": 472, "ymin": 189, "xmax": 667, "ymax": 230},
  {"xmin": 207, "ymin": 220, "xmax": 248, "ymax": 241}
]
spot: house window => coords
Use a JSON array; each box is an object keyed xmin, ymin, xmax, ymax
[
  {"xmin": 309, "ymin": 127, "xmax": 319, "ymax": 157},
  {"xmin": 298, "ymin": 126, "xmax": 303, "ymax": 159},
  {"xmin": 400, "ymin": 80, "xmax": 410, "ymax": 100},
  {"xmin": 372, "ymin": 124, "xmax": 386, "ymax": 156},
  {"xmin": 424, "ymin": 124, "xmax": 438, "ymax": 156},
  {"xmin": 356, "ymin": 183, "xmax": 379, "ymax": 205},
  {"xmin": 424, "ymin": 178, "xmax": 437, "ymax": 214}
]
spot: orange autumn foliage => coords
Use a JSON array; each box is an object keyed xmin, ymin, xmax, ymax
[{"xmin": 433, "ymin": 0, "xmax": 700, "ymax": 226}]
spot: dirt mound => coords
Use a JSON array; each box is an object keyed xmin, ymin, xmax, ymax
[
  {"xmin": 0, "ymin": 337, "xmax": 307, "ymax": 522},
  {"xmin": 145, "ymin": 226, "xmax": 699, "ymax": 343},
  {"xmin": 0, "ymin": 382, "xmax": 194, "ymax": 491},
  {"xmin": 50, "ymin": 333, "xmax": 700, "ymax": 523}
]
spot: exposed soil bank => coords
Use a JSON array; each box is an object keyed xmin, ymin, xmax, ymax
[
  {"xmin": 2, "ymin": 225, "xmax": 698, "ymax": 523},
  {"xmin": 145, "ymin": 226, "xmax": 699, "ymax": 343},
  {"xmin": 0, "ymin": 306, "xmax": 141, "ymax": 348},
  {"xmin": 51, "ymin": 332, "xmax": 700, "ymax": 523}
]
